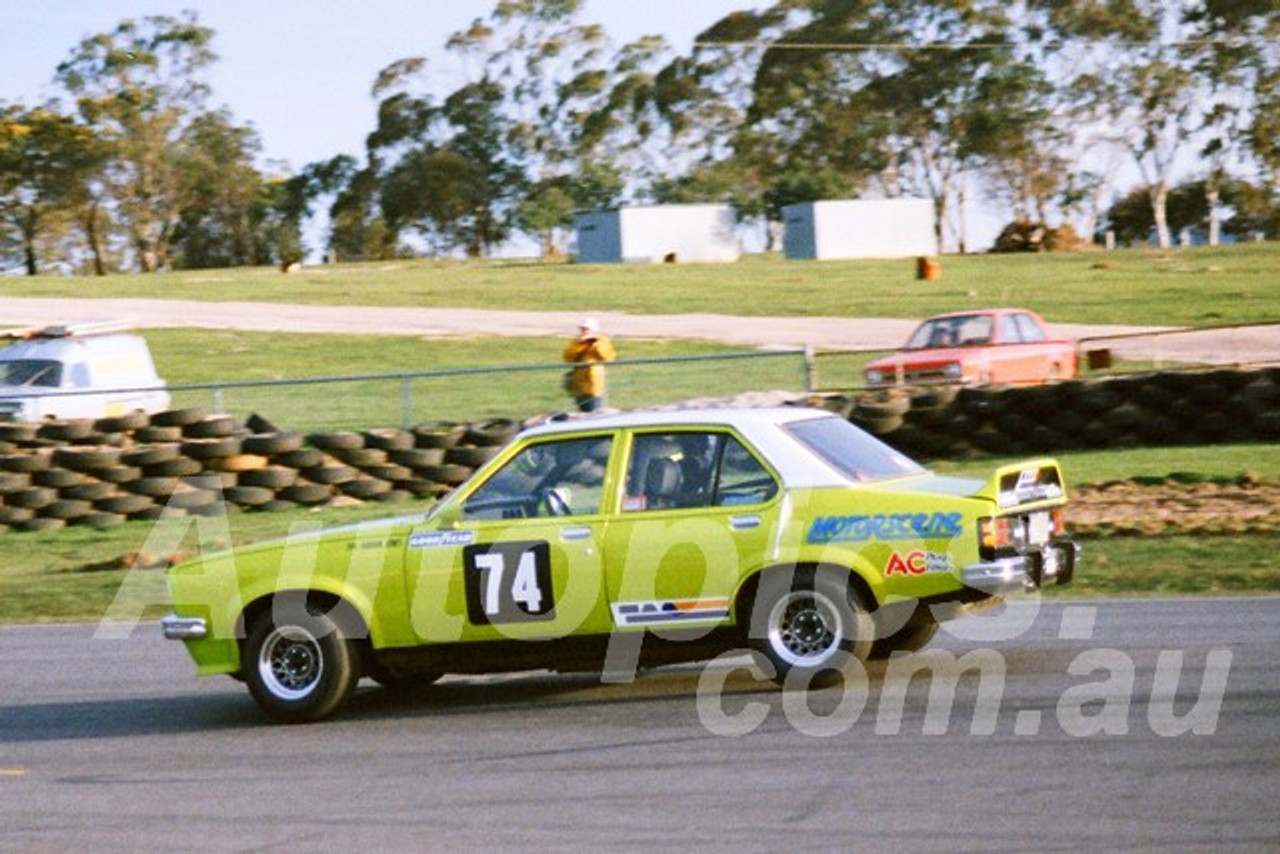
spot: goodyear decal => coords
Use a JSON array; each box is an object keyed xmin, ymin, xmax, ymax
[
  {"xmin": 807, "ymin": 512, "xmax": 963, "ymax": 544},
  {"xmin": 885, "ymin": 550, "xmax": 955, "ymax": 576},
  {"xmin": 612, "ymin": 598, "xmax": 731, "ymax": 627},
  {"xmin": 409, "ymin": 530, "xmax": 477, "ymax": 549}
]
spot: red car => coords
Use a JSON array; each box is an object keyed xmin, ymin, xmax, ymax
[{"xmin": 864, "ymin": 308, "xmax": 1077, "ymax": 387}]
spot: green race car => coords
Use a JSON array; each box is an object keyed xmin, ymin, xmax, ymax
[{"xmin": 163, "ymin": 406, "xmax": 1078, "ymax": 723}]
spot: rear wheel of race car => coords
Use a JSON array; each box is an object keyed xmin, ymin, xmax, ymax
[
  {"xmin": 244, "ymin": 601, "xmax": 360, "ymax": 723},
  {"xmin": 748, "ymin": 567, "xmax": 873, "ymax": 687}
]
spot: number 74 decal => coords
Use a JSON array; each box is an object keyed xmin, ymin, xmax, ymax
[{"xmin": 464, "ymin": 541, "xmax": 556, "ymax": 625}]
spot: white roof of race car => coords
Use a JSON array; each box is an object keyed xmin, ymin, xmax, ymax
[{"xmin": 519, "ymin": 406, "xmax": 904, "ymax": 489}]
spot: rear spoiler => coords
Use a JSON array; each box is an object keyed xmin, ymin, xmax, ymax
[{"xmin": 974, "ymin": 459, "xmax": 1067, "ymax": 512}]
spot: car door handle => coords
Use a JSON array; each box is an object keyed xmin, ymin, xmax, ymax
[
  {"xmin": 730, "ymin": 515, "xmax": 761, "ymax": 530},
  {"xmin": 560, "ymin": 526, "xmax": 593, "ymax": 541}
]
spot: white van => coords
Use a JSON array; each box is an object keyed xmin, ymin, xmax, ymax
[{"xmin": 0, "ymin": 323, "xmax": 171, "ymax": 422}]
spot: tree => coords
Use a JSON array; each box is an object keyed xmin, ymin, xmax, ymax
[
  {"xmin": 327, "ymin": 158, "xmax": 397, "ymax": 262},
  {"xmin": 170, "ymin": 110, "xmax": 272, "ymax": 268},
  {"xmin": 965, "ymin": 57, "xmax": 1068, "ymax": 226},
  {"xmin": 0, "ymin": 102, "xmax": 109, "ymax": 275},
  {"xmin": 517, "ymin": 163, "xmax": 623, "ymax": 256},
  {"xmin": 54, "ymin": 11, "xmax": 216, "ymax": 271},
  {"xmin": 1043, "ymin": 1, "xmax": 1210, "ymax": 249}
]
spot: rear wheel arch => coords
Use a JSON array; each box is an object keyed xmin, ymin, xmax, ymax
[
  {"xmin": 734, "ymin": 562, "xmax": 879, "ymax": 632},
  {"xmin": 739, "ymin": 563, "xmax": 878, "ymax": 684},
  {"xmin": 742, "ymin": 563, "xmax": 880, "ymax": 624}
]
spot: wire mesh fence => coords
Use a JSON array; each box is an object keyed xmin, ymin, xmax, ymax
[{"xmin": 155, "ymin": 349, "xmax": 812, "ymax": 432}]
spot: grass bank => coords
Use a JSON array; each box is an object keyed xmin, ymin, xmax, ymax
[
  {"xmin": 147, "ymin": 328, "xmax": 810, "ymax": 429},
  {"xmin": 4, "ymin": 243, "xmax": 1280, "ymax": 327}
]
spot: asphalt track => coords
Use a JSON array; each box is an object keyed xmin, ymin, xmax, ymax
[
  {"xmin": 2, "ymin": 597, "xmax": 1278, "ymax": 852},
  {"xmin": 0, "ymin": 296, "xmax": 1165, "ymax": 352}
]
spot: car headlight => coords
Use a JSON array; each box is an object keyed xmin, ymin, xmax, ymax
[
  {"xmin": 943, "ymin": 363, "xmax": 963, "ymax": 380},
  {"xmin": 866, "ymin": 369, "xmax": 884, "ymax": 385}
]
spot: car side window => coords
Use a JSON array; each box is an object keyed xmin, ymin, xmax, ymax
[
  {"xmin": 715, "ymin": 436, "xmax": 778, "ymax": 506},
  {"xmin": 621, "ymin": 431, "xmax": 776, "ymax": 512},
  {"xmin": 998, "ymin": 314, "xmax": 1023, "ymax": 344},
  {"xmin": 957, "ymin": 315, "xmax": 993, "ymax": 346},
  {"xmin": 462, "ymin": 436, "xmax": 611, "ymax": 520},
  {"xmin": 1014, "ymin": 313, "xmax": 1047, "ymax": 342}
]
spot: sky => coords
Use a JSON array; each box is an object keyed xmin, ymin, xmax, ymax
[{"xmin": 3, "ymin": 0, "xmax": 750, "ymax": 172}]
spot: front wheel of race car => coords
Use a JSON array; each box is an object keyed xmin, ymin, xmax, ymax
[
  {"xmin": 748, "ymin": 567, "xmax": 873, "ymax": 687},
  {"xmin": 243, "ymin": 601, "xmax": 360, "ymax": 723}
]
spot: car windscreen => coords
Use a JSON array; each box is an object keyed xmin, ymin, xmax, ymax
[
  {"xmin": 0, "ymin": 359, "xmax": 62, "ymax": 387},
  {"xmin": 784, "ymin": 416, "xmax": 924, "ymax": 482}
]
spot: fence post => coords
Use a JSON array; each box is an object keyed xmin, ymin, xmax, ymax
[
  {"xmin": 213, "ymin": 385, "xmax": 224, "ymax": 414},
  {"xmin": 804, "ymin": 346, "xmax": 816, "ymax": 393}
]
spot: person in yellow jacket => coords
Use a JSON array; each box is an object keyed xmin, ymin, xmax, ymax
[{"xmin": 562, "ymin": 317, "xmax": 616, "ymax": 412}]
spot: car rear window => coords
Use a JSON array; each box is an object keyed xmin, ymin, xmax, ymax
[{"xmin": 784, "ymin": 416, "xmax": 924, "ymax": 482}]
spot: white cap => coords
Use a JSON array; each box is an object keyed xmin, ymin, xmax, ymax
[{"xmin": 579, "ymin": 317, "xmax": 599, "ymax": 334}]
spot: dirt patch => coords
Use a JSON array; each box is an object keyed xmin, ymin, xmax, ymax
[{"xmin": 1070, "ymin": 475, "xmax": 1280, "ymax": 536}]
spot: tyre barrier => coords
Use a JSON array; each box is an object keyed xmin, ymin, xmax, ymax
[
  {"xmin": 845, "ymin": 367, "xmax": 1280, "ymax": 460},
  {"xmin": 0, "ymin": 368, "xmax": 1276, "ymax": 535},
  {"xmin": 0, "ymin": 409, "xmax": 536, "ymax": 535}
]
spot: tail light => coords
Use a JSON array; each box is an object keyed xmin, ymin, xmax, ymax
[
  {"xmin": 981, "ymin": 511, "xmax": 1067, "ymax": 559},
  {"xmin": 979, "ymin": 517, "xmax": 1013, "ymax": 560}
]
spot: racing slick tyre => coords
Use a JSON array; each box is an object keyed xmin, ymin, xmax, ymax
[
  {"xmin": 748, "ymin": 567, "xmax": 873, "ymax": 688},
  {"xmin": 244, "ymin": 600, "xmax": 361, "ymax": 723}
]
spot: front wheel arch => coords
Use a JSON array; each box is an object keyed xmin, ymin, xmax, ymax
[{"xmin": 238, "ymin": 591, "xmax": 370, "ymax": 723}]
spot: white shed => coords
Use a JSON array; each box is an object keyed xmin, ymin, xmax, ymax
[
  {"xmin": 782, "ymin": 199, "xmax": 936, "ymax": 260},
  {"xmin": 574, "ymin": 204, "xmax": 740, "ymax": 264}
]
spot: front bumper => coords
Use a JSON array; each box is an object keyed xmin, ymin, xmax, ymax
[
  {"xmin": 161, "ymin": 614, "xmax": 208, "ymax": 640},
  {"xmin": 962, "ymin": 541, "xmax": 1080, "ymax": 595}
]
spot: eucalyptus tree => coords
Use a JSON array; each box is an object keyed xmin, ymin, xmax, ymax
[
  {"xmin": 1037, "ymin": 1, "xmax": 1225, "ymax": 248},
  {"xmin": 54, "ymin": 11, "xmax": 217, "ymax": 271},
  {"xmin": 1190, "ymin": 1, "xmax": 1280, "ymax": 218},
  {"xmin": 964, "ymin": 56, "xmax": 1068, "ymax": 228},
  {"xmin": 692, "ymin": 0, "xmax": 1031, "ymax": 253},
  {"xmin": 0, "ymin": 101, "xmax": 110, "ymax": 275},
  {"xmin": 644, "ymin": 8, "xmax": 796, "ymax": 243},
  {"xmin": 741, "ymin": 2, "xmax": 895, "ymax": 206},
  {"xmin": 449, "ymin": 0, "xmax": 643, "ymax": 254},
  {"xmin": 169, "ymin": 109, "xmax": 271, "ymax": 268}
]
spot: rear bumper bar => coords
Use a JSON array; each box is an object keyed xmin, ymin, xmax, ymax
[{"xmin": 962, "ymin": 541, "xmax": 1080, "ymax": 595}]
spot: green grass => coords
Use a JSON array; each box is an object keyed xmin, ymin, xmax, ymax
[
  {"xmin": 929, "ymin": 443, "xmax": 1280, "ymax": 486},
  {"xmin": 145, "ymin": 328, "xmax": 809, "ymax": 430},
  {"xmin": 0, "ymin": 503, "xmax": 396, "ymax": 624},
  {"xmin": 4, "ymin": 243, "xmax": 1280, "ymax": 327},
  {"xmin": 2, "ymin": 244, "xmax": 1279, "ymax": 622},
  {"xmin": 1062, "ymin": 536, "xmax": 1280, "ymax": 597}
]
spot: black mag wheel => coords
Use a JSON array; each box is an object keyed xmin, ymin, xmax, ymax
[
  {"xmin": 243, "ymin": 601, "xmax": 360, "ymax": 724},
  {"xmin": 749, "ymin": 567, "xmax": 873, "ymax": 686}
]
